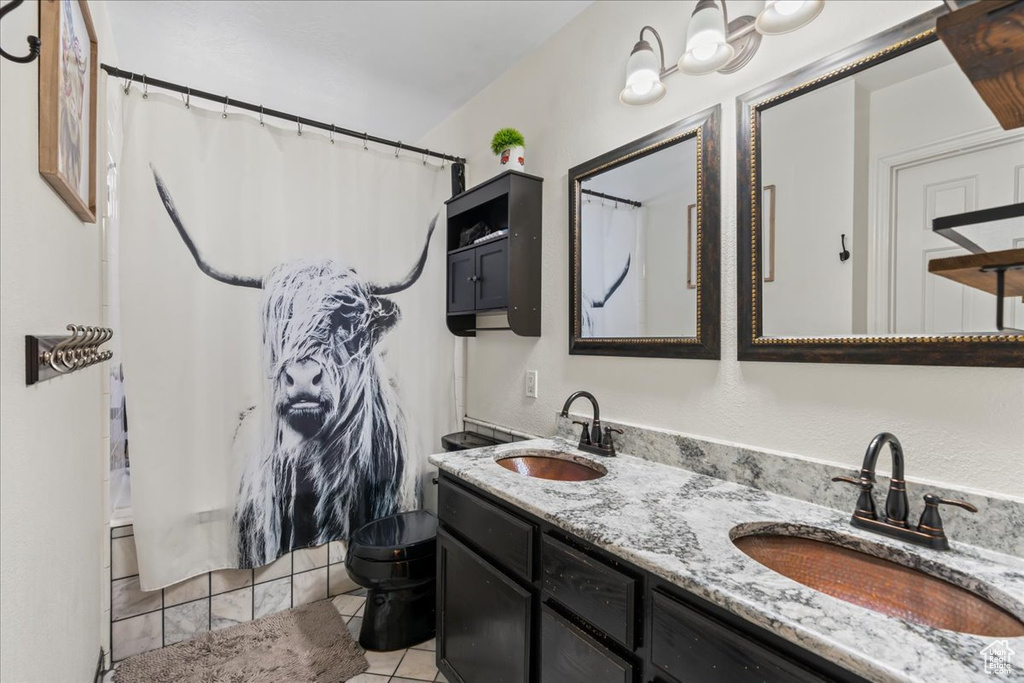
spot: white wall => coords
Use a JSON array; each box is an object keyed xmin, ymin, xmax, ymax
[
  {"xmin": 420, "ymin": 0, "xmax": 1024, "ymax": 497},
  {"xmin": 761, "ymin": 79, "xmax": 855, "ymax": 337},
  {"xmin": 1, "ymin": 1, "xmax": 118, "ymax": 679}
]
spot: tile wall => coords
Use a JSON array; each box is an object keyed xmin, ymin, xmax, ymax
[{"xmin": 109, "ymin": 523, "xmax": 358, "ymax": 662}]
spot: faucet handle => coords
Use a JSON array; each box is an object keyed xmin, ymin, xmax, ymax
[
  {"xmin": 601, "ymin": 427, "xmax": 623, "ymax": 448},
  {"xmin": 572, "ymin": 420, "xmax": 592, "ymax": 445},
  {"xmin": 918, "ymin": 493, "xmax": 977, "ymax": 539},
  {"xmin": 831, "ymin": 474, "xmax": 877, "ymax": 520}
]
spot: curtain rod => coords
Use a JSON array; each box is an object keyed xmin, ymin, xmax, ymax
[
  {"xmin": 100, "ymin": 64, "xmax": 467, "ymax": 164},
  {"xmin": 581, "ymin": 188, "xmax": 642, "ymax": 208}
]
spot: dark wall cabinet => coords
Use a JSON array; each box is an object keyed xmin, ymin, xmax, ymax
[
  {"xmin": 436, "ymin": 474, "xmax": 867, "ymax": 683},
  {"xmin": 445, "ymin": 170, "xmax": 542, "ymax": 337}
]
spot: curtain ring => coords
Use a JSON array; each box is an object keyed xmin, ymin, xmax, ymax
[
  {"xmin": 123, "ymin": 77, "xmax": 131, "ymax": 96},
  {"xmin": 395, "ymin": 141, "xmax": 402, "ymax": 158},
  {"xmin": 363, "ymin": 133, "xmax": 368, "ymax": 151},
  {"xmin": 297, "ymin": 119, "xmax": 303, "ymax": 137},
  {"xmin": 259, "ymin": 105, "xmax": 264, "ymax": 127},
  {"xmin": 222, "ymin": 96, "xmax": 229, "ymax": 119},
  {"xmin": 181, "ymin": 87, "xmax": 190, "ymax": 109},
  {"xmin": 329, "ymin": 124, "xmax": 335, "ymax": 144},
  {"xmin": 423, "ymin": 150, "xmax": 428, "ymax": 166},
  {"xmin": 142, "ymin": 74, "xmax": 148, "ymax": 99}
]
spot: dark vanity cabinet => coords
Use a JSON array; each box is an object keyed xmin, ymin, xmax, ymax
[
  {"xmin": 444, "ymin": 170, "xmax": 542, "ymax": 337},
  {"xmin": 436, "ymin": 474, "xmax": 866, "ymax": 683}
]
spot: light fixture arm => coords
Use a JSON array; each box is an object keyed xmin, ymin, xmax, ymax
[{"xmin": 638, "ymin": 25, "xmax": 670, "ymax": 76}]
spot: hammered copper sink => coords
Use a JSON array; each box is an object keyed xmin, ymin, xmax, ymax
[
  {"xmin": 734, "ymin": 534, "xmax": 1024, "ymax": 638},
  {"xmin": 496, "ymin": 450, "xmax": 607, "ymax": 482}
]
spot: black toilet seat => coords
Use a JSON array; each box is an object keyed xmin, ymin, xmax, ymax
[{"xmin": 349, "ymin": 509, "xmax": 437, "ymax": 562}]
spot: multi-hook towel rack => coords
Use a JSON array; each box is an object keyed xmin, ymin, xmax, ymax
[{"xmin": 26, "ymin": 324, "xmax": 113, "ymax": 385}]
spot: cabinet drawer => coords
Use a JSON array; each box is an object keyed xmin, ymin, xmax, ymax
[
  {"xmin": 541, "ymin": 535, "xmax": 636, "ymax": 648},
  {"xmin": 438, "ymin": 478, "xmax": 534, "ymax": 580},
  {"xmin": 540, "ymin": 604, "xmax": 634, "ymax": 683},
  {"xmin": 650, "ymin": 590, "xmax": 828, "ymax": 683}
]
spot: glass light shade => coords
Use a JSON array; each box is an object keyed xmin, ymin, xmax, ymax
[
  {"xmin": 755, "ymin": 0, "xmax": 824, "ymax": 35},
  {"xmin": 679, "ymin": 0, "xmax": 735, "ymax": 75},
  {"xmin": 620, "ymin": 41, "xmax": 666, "ymax": 105}
]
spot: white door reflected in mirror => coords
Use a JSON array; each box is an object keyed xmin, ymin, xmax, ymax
[{"xmin": 759, "ymin": 40, "xmax": 1024, "ymax": 338}]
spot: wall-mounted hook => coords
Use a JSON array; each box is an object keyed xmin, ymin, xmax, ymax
[
  {"xmin": 0, "ymin": 0, "xmax": 40, "ymax": 64},
  {"xmin": 840, "ymin": 234, "xmax": 851, "ymax": 262}
]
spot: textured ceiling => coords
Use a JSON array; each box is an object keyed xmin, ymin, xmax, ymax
[{"xmin": 106, "ymin": 1, "xmax": 592, "ymax": 145}]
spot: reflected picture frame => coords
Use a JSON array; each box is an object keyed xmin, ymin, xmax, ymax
[
  {"xmin": 737, "ymin": 8, "xmax": 1023, "ymax": 367},
  {"xmin": 39, "ymin": 0, "xmax": 98, "ymax": 223},
  {"xmin": 569, "ymin": 105, "xmax": 721, "ymax": 359}
]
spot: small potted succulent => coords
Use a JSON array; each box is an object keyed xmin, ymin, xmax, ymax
[{"xmin": 491, "ymin": 127, "xmax": 526, "ymax": 171}]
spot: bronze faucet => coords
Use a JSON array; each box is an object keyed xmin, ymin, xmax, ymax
[
  {"xmin": 560, "ymin": 391, "xmax": 622, "ymax": 456},
  {"xmin": 832, "ymin": 432, "xmax": 976, "ymax": 550}
]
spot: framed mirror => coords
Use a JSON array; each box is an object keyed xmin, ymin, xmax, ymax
[
  {"xmin": 569, "ymin": 105, "xmax": 720, "ymax": 358},
  {"xmin": 738, "ymin": 8, "xmax": 1024, "ymax": 367}
]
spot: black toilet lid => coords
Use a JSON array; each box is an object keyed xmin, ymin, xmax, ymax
[{"xmin": 349, "ymin": 510, "xmax": 437, "ymax": 562}]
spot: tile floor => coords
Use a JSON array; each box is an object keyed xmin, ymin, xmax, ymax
[{"xmin": 103, "ymin": 587, "xmax": 447, "ymax": 683}]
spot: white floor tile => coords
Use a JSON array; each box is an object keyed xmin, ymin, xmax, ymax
[
  {"xmin": 332, "ymin": 592, "xmax": 365, "ymax": 617},
  {"xmin": 394, "ymin": 648, "xmax": 438, "ymax": 681},
  {"xmin": 362, "ymin": 647, "xmax": 405, "ymax": 676}
]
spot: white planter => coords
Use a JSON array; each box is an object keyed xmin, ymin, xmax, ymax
[{"xmin": 498, "ymin": 145, "xmax": 525, "ymax": 171}]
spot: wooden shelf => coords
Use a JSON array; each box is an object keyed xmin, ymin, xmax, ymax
[
  {"xmin": 937, "ymin": 0, "xmax": 1024, "ymax": 131},
  {"xmin": 928, "ymin": 248, "xmax": 1024, "ymax": 296}
]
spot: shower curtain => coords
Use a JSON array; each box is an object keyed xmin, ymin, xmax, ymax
[
  {"xmin": 118, "ymin": 92, "xmax": 455, "ymax": 590},
  {"xmin": 580, "ymin": 201, "xmax": 642, "ymax": 337}
]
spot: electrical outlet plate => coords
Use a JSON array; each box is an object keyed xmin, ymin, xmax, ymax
[{"xmin": 525, "ymin": 370, "xmax": 538, "ymax": 398}]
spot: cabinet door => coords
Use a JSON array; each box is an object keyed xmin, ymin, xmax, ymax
[
  {"xmin": 474, "ymin": 238, "xmax": 509, "ymax": 310},
  {"xmin": 447, "ymin": 250, "xmax": 477, "ymax": 314},
  {"xmin": 540, "ymin": 605, "xmax": 634, "ymax": 683},
  {"xmin": 437, "ymin": 528, "xmax": 531, "ymax": 683},
  {"xmin": 650, "ymin": 590, "xmax": 828, "ymax": 683}
]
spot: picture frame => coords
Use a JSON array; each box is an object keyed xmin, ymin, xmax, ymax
[{"xmin": 38, "ymin": 0, "xmax": 98, "ymax": 223}]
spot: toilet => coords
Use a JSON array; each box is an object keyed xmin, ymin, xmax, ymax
[{"xmin": 345, "ymin": 509, "xmax": 438, "ymax": 651}]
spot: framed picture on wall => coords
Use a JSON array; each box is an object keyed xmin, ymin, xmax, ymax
[{"xmin": 38, "ymin": 0, "xmax": 98, "ymax": 223}]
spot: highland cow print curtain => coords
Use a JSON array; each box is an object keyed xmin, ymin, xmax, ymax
[{"xmin": 119, "ymin": 92, "xmax": 456, "ymax": 590}]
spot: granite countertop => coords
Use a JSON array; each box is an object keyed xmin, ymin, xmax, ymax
[{"xmin": 429, "ymin": 438, "xmax": 1024, "ymax": 683}]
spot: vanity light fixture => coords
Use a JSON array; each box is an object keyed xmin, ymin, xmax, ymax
[{"xmin": 620, "ymin": 0, "xmax": 824, "ymax": 105}]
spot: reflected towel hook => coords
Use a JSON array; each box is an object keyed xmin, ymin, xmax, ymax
[
  {"xmin": 840, "ymin": 234, "xmax": 851, "ymax": 262},
  {"xmin": 0, "ymin": 0, "xmax": 40, "ymax": 64}
]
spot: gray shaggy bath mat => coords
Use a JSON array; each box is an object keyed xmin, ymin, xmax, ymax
[{"xmin": 113, "ymin": 600, "xmax": 368, "ymax": 683}]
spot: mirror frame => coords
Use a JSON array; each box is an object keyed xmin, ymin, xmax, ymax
[
  {"xmin": 569, "ymin": 105, "xmax": 721, "ymax": 359},
  {"xmin": 737, "ymin": 8, "xmax": 1024, "ymax": 367}
]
